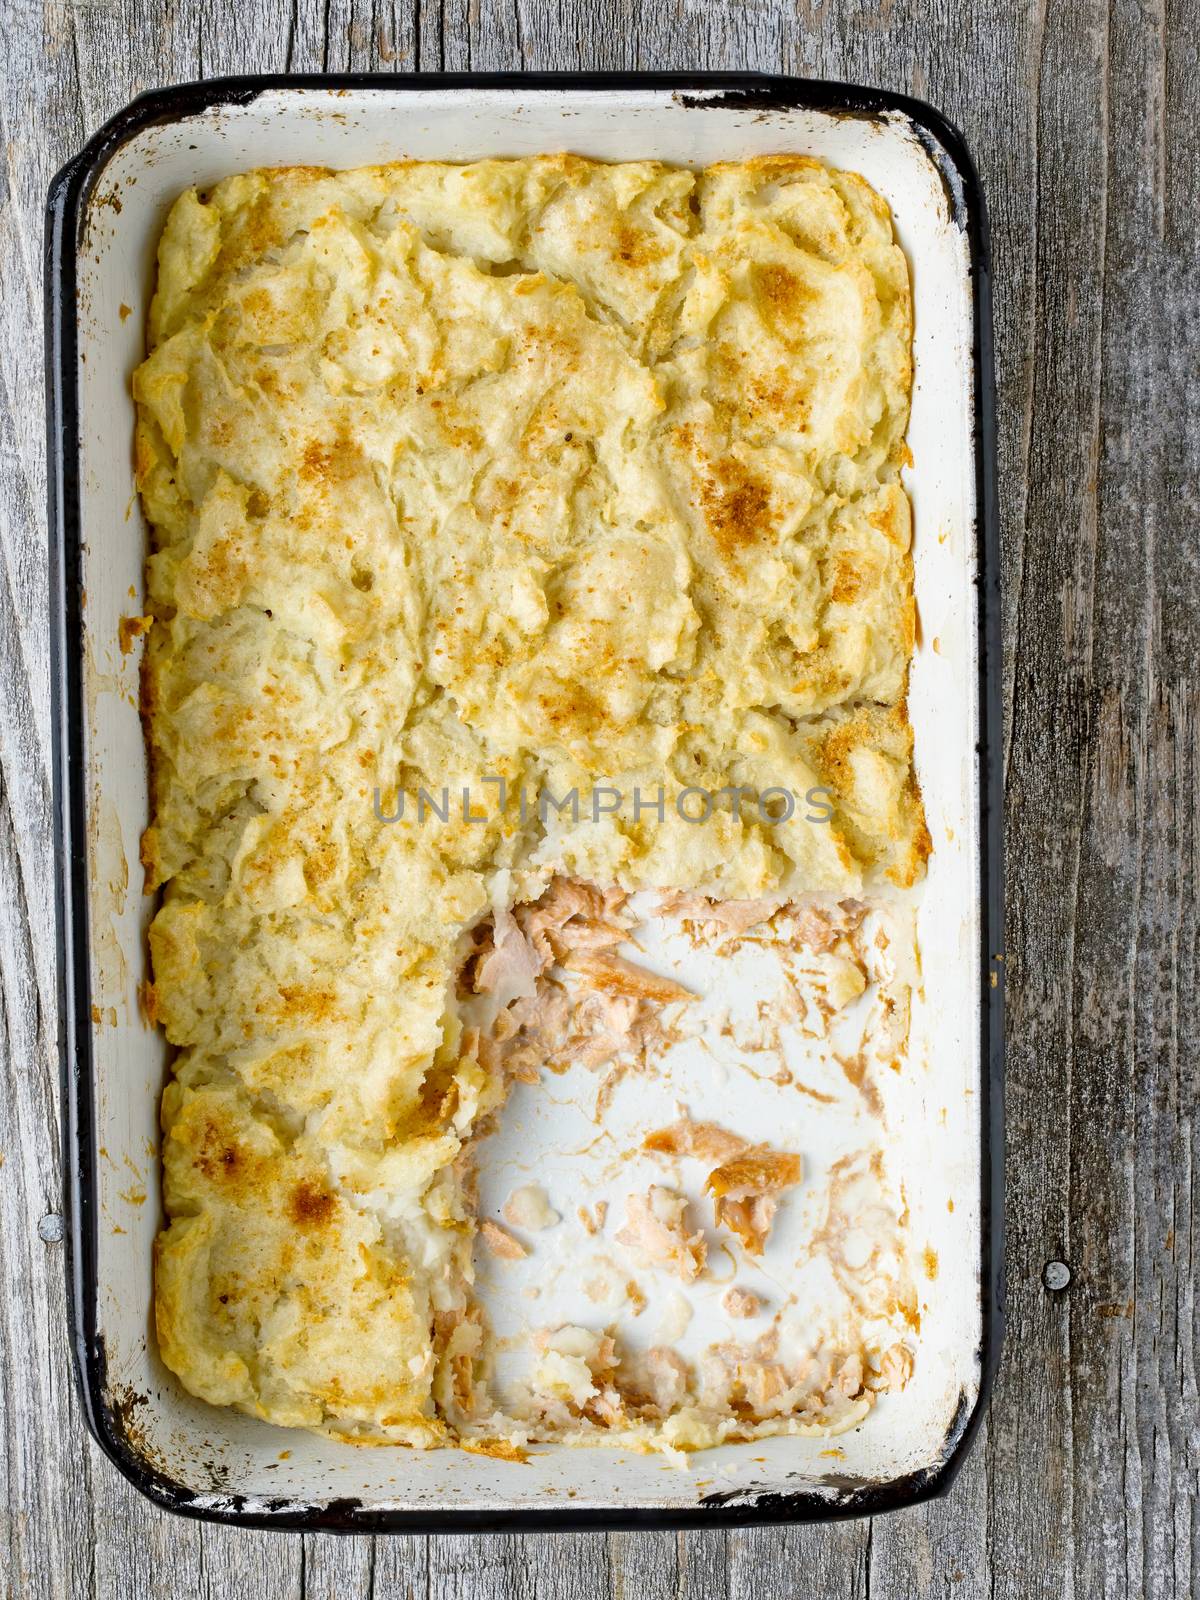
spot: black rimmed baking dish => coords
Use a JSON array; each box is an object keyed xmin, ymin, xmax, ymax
[{"xmin": 46, "ymin": 72, "xmax": 1003, "ymax": 1529}]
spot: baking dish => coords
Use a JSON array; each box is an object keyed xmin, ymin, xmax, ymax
[{"xmin": 46, "ymin": 72, "xmax": 1003, "ymax": 1529}]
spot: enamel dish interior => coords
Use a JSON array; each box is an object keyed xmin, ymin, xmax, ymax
[{"xmin": 64, "ymin": 82, "xmax": 988, "ymax": 1521}]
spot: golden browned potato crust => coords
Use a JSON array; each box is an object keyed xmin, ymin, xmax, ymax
[{"xmin": 135, "ymin": 153, "xmax": 925, "ymax": 1441}]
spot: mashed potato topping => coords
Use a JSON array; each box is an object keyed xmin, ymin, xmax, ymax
[{"xmin": 135, "ymin": 154, "xmax": 926, "ymax": 1446}]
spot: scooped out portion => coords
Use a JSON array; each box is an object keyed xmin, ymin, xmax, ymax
[
  {"xmin": 452, "ymin": 886, "xmax": 921, "ymax": 1453},
  {"xmin": 137, "ymin": 153, "xmax": 925, "ymax": 1450}
]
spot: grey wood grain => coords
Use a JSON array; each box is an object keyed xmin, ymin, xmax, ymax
[{"xmin": 2, "ymin": 0, "xmax": 1197, "ymax": 1595}]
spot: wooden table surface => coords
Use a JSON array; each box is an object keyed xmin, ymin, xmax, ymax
[{"xmin": 3, "ymin": 0, "xmax": 1196, "ymax": 1595}]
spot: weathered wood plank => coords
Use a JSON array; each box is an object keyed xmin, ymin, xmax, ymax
[
  {"xmin": 1, "ymin": 5, "xmax": 100, "ymax": 1596},
  {"xmin": 3, "ymin": 0, "xmax": 1198, "ymax": 1596},
  {"xmin": 979, "ymin": 0, "xmax": 1103, "ymax": 1583}
]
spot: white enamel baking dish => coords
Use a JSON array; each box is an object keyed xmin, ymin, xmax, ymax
[{"xmin": 46, "ymin": 73, "xmax": 1004, "ymax": 1530}]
